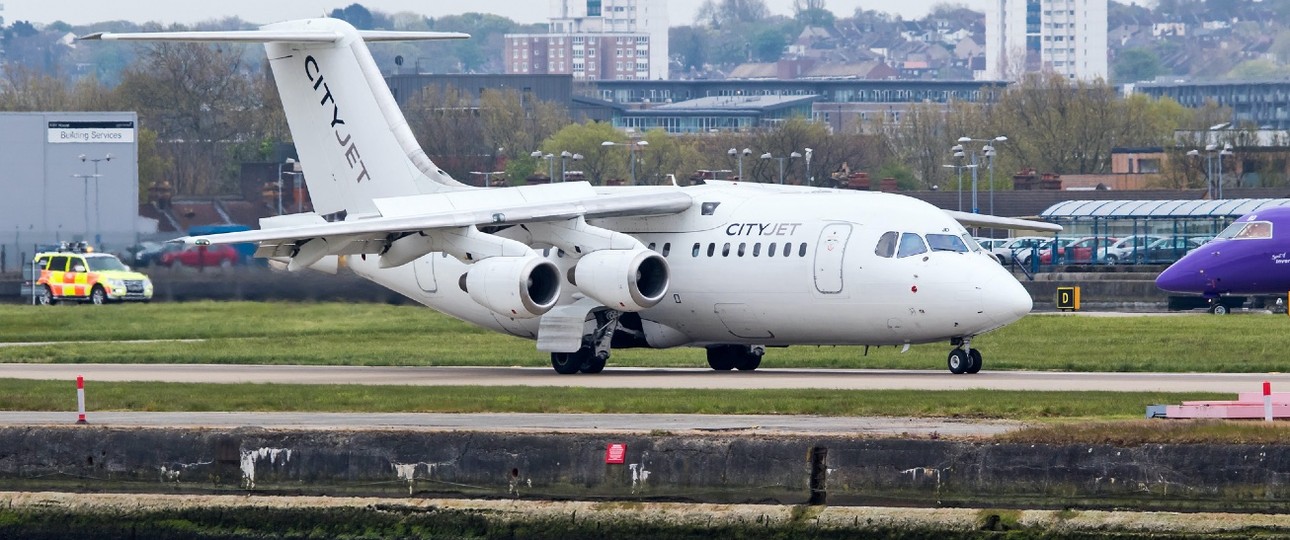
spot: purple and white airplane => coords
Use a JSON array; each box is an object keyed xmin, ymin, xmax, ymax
[{"xmin": 1156, "ymin": 207, "xmax": 1290, "ymax": 313}]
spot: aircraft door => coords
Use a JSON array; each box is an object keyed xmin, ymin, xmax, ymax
[
  {"xmin": 413, "ymin": 254, "xmax": 438, "ymax": 293},
  {"xmin": 814, "ymin": 223, "xmax": 852, "ymax": 294}
]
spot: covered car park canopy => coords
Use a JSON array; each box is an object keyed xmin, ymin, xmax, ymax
[{"xmin": 1034, "ymin": 198, "xmax": 1290, "ymax": 265}]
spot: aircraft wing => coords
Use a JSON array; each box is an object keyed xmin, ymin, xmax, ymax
[
  {"xmin": 944, "ymin": 210, "xmax": 1062, "ymax": 233},
  {"xmin": 178, "ymin": 185, "xmax": 692, "ymax": 261}
]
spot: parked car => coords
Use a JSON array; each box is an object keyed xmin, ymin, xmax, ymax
[
  {"xmin": 1103, "ymin": 235, "xmax": 1164, "ymax": 265},
  {"xmin": 161, "ymin": 244, "xmax": 239, "ymax": 268},
  {"xmin": 1016, "ymin": 237, "xmax": 1077, "ymax": 266},
  {"xmin": 1038, "ymin": 236, "xmax": 1119, "ymax": 265},
  {"xmin": 1136, "ymin": 237, "xmax": 1208, "ymax": 264},
  {"xmin": 991, "ymin": 236, "xmax": 1053, "ymax": 265},
  {"xmin": 123, "ymin": 241, "xmax": 178, "ymax": 268}
]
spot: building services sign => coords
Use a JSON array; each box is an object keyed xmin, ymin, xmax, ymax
[{"xmin": 47, "ymin": 121, "xmax": 136, "ymax": 144}]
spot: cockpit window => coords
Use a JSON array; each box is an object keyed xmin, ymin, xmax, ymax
[
  {"xmin": 875, "ymin": 231, "xmax": 898, "ymax": 258},
  {"xmin": 897, "ymin": 233, "xmax": 928, "ymax": 258},
  {"xmin": 927, "ymin": 234, "xmax": 969, "ymax": 253},
  {"xmin": 961, "ymin": 234, "xmax": 982, "ymax": 251},
  {"xmin": 1217, "ymin": 220, "xmax": 1272, "ymax": 240}
]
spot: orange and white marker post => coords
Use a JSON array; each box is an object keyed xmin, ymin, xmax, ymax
[
  {"xmin": 75, "ymin": 376, "xmax": 87, "ymax": 424},
  {"xmin": 1265, "ymin": 381, "xmax": 1274, "ymax": 423}
]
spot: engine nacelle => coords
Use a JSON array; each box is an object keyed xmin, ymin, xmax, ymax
[
  {"xmin": 463, "ymin": 256, "xmax": 561, "ymax": 319},
  {"xmin": 572, "ymin": 248, "xmax": 670, "ymax": 311}
]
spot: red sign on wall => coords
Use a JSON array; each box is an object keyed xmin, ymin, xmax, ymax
[{"xmin": 605, "ymin": 443, "xmax": 626, "ymax": 464}]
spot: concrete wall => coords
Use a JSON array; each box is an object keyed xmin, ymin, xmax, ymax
[{"xmin": 2, "ymin": 427, "xmax": 1287, "ymax": 512}]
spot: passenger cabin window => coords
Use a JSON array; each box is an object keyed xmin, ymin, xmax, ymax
[
  {"xmin": 782, "ymin": 243, "xmax": 792, "ymax": 257},
  {"xmin": 737, "ymin": 243, "xmax": 746, "ymax": 257},
  {"xmin": 798, "ymin": 243, "xmax": 808, "ymax": 257},
  {"xmin": 707, "ymin": 243, "xmax": 716, "ymax": 257},
  {"xmin": 875, "ymin": 231, "xmax": 898, "ymax": 258},
  {"xmin": 926, "ymin": 234, "xmax": 969, "ymax": 253},
  {"xmin": 752, "ymin": 243, "xmax": 761, "ymax": 257},
  {"xmin": 722, "ymin": 243, "xmax": 731, "ymax": 257},
  {"xmin": 692, "ymin": 242, "xmax": 701, "ymax": 257},
  {"xmin": 897, "ymin": 233, "xmax": 928, "ymax": 258},
  {"xmin": 768, "ymin": 243, "xmax": 778, "ymax": 257},
  {"xmin": 647, "ymin": 242, "xmax": 656, "ymax": 251},
  {"xmin": 662, "ymin": 243, "xmax": 671, "ymax": 256}
]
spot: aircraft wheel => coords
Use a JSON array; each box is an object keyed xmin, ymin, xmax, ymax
[
  {"xmin": 966, "ymin": 349, "xmax": 983, "ymax": 374},
  {"xmin": 1210, "ymin": 304, "xmax": 1229, "ymax": 315},
  {"xmin": 734, "ymin": 349, "xmax": 762, "ymax": 371},
  {"xmin": 947, "ymin": 349, "xmax": 970, "ymax": 374},
  {"xmin": 579, "ymin": 352, "xmax": 607, "ymax": 374},
  {"xmin": 551, "ymin": 351, "xmax": 582, "ymax": 374},
  {"xmin": 706, "ymin": 346, "xmax": 736, "ymax": 371}
]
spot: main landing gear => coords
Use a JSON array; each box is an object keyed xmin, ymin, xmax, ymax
[
  {"xmin": 947, "ymin": 337, "xmax": 983, "ymax": 375},
  {"xmin": 706, "ymin": 345, "xmax": 764, "ymax": 371},
  {"xmin": 550, "ymin": 310, "xmax": 621, "ymax": 374}
]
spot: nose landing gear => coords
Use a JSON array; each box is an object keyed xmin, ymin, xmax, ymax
[{"xmin": 947, "ymin": 337, "xmax": 982, "ymax": 374}]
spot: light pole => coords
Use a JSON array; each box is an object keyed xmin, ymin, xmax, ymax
[
  {"xmin": 956, "ymin": 136, "xmax": 1006, "ymax": 214},
  {"xmin": 559, "ymin": 151, "xmax": 584, "ymax": 182},
  {"xmin": 727, "ymin": 147, "xmax": 751, "ymax": 180},
  {"xmin": 530, "ymin": 151, "xmax": 555, "ymax": 182},
  {"xmin": 75, "ymin": 153, "xmax": 111, "ymax": 244},
  {"xmin": 1186, "ymin": 147, "xmax": 1219, "ymax": 198},
  {"xmin": 760, "ymin": 151, "xmax": 802, "ymax": 184},
  {"xmin": 276, "ymin": 158, "xmax": 297, "ymax": 215},
  {"xmin": 804, "ymin": 148, "xmax": 813, "ymax": 186},
  {"xmin": 601, "ymin": 140, "xmax": 649, "ymax": 184},
  {"xmin": 1213, "ymin": 143, "xmax": 1233, "ymax": 199},
  {"xmin": 946, "ymin": 145, "xmax": 977, "ymax": 212}
]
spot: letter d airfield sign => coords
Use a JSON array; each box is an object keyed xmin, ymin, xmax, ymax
[{"xmin": 1056, "ymin": 286, "xmax": 1080, "ymax": 311}]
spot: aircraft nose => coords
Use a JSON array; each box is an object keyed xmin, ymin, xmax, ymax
[
  {"xmin": 982, "ymin": 264, "xmax": 1032, "ymax": 325},
  {"xmin": 1156, "ymin": 257, "xmax": 1204, "ymax": 293}
]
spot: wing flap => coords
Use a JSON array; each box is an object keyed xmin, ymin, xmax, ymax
[{"xmin": 944, "ymin": 210, "xmax": 1062, "ymax": 233}]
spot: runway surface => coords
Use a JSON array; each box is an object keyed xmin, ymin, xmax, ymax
[{"xmin": 1, "ymin": 363, "xmax": 1284, "ymax": 393}]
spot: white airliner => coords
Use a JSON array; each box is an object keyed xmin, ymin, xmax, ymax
[{"xmin": 83, "ymin": 18, "xmax": 1059, "ymax": 375}]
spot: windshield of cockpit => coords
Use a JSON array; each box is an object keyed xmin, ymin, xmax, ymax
[
  {"xmin": 1215, "ymin": 220, "xmax": 1272, "ymax": 240},
  {"xmin": 875, "ymin": 231, "xmax": 978, "ymax": 258}
]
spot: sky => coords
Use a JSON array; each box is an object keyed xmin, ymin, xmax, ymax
[{"xmin": 7, "ymin": 0, "xmax": 963, "ymax": 27}]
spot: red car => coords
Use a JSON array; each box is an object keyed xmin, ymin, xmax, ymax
[
  {"xmin": 1039, "ymin": 237, "xmax": 1118, "ymax": 264},
  {"xmin": 161, "ymin": 245, "xmax": 239, "ymax": 268}
]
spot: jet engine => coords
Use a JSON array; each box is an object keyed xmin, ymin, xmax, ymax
[
  {"xmin": 572, "ymin": 248, "xmax": 670, "ymax": 311},
  {"xmin": 462, "ymin": 256, "xmax": 561, "ymax": 319}
]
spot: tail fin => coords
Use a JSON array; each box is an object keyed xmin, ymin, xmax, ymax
[{"xmin": 82, "ymin": 19, "xmax": 472, "ymax": 218}]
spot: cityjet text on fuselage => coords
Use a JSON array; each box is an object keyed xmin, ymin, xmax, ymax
[
  {"xmin": 304, "ymin": 55, "xmax": 371, "ymax": 184},
  {"xmin": 725, "ymin": 223, "xmax": 803, "ymax": 236}
]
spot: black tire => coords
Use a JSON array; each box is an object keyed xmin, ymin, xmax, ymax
[
  {"xmin": 1104, "ymin": 254, "xmax": 1119, "ymax": 265},
  {"xmin": 1211, "ymin": 304, "xmax": 1229, "ymax": 315},
  {"xmin": 966, "ymin": 349, "xmax": 983, "ymax": 374},
  {"xmin": 551, "ymin": 351, "xmax": 582, "ymax": 374},
  {"xmin": 706, "ymin": 346, "xmax": 736, "ymax": 371},
  {"xmin": 947, "ymin": 349, "xmax": 970, "ymax": 374},
  {"xmin": 579, "ymin": 352, "xmax": 607, "ymax": 374},
  {"xmin": 90, "ymin": 286, "xmax": 107, "ymax": 305},
  {"xmin": 39, "ymin": 286, "xmax": 55, "ymax": 306},
  {"xmin": 734, "ymin": 350, "xmax": 762, "ymax": 371}
]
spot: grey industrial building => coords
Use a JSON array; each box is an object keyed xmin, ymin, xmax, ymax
[
  {"xmin": 1135, "ymin": 80, "xmax": 1290, "ymax": 130},
  {"xmin": 0, "ymin": 112, "xmax": 142, "ymax": 267}
]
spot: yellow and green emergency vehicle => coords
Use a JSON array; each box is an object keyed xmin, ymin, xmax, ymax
[{"xmin": 34, "ymin": 244, "xmax": 154, "ymax": 305}]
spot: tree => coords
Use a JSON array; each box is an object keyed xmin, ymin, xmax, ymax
[
  {"xmin": 1113, "ymin": 48, "xmax": 1162, "ymax": 83},
  {"xmin": 329, "ymin": 4, "xmax": 378, "ymax": 30},
  {"xmin": 116, "ymin": 42, "xmax": 262, "ymax": 195},
  {"xmin": 794, "ymin": 0, "xmax": 836, "ymax": 27},
  {"xmin": 696, "ymin": 0, "xmax": 771, "ymax": 27},
  {"xmin": 543, "ymin": 122, "xmax": 629, "ymax": 185}
]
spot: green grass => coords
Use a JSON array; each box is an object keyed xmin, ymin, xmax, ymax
[
  {"xmin": 1, "ymin": 301, "xmax": 1289, "ymax": 372},
  {"xmin": 0, "ymin": 378, "xmax": 1224, "ymax": 420}
]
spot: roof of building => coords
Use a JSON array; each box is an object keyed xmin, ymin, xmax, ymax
[
  {"xmin": 1040, "ymin": 198, "xmax": 1290, "ymax": 219},
  {"xmin": 641, "ymin": 94, "xmax": 819, "ymax": 114}
]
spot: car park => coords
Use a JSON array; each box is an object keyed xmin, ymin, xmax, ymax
[
  {"xmin": 991, "ymin": 236, "xmax": 1053, "ymax": 265},
  {"xmin": 1103, "ymin": 235, "xmax": 1163, "ymax": 265},
  {"xmin": 1137, "ymin": 236, "xmax": 1209, "ymax": 264}
]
